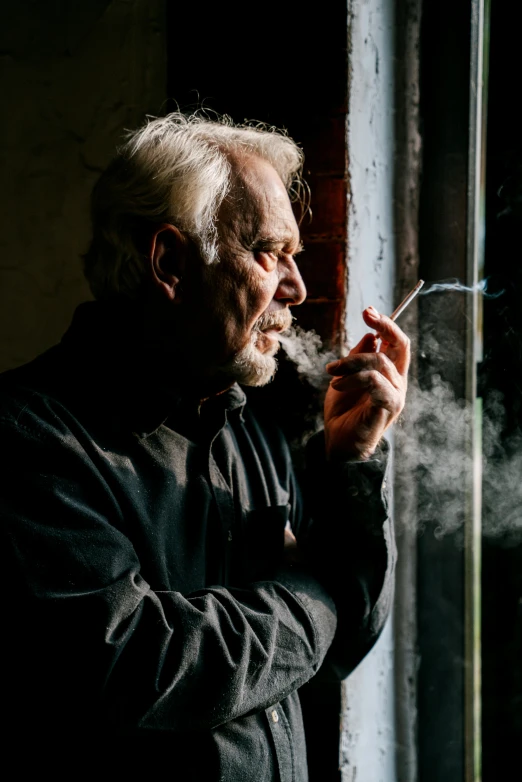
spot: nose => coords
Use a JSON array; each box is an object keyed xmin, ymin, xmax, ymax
[{"xmin": 274, "ymin": 256, "xmax": 307, "ymax": 307}]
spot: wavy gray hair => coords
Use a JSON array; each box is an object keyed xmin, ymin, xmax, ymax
[{"xmin": 83, "ymin": 112, "xmax": 306, "ymax": 300}]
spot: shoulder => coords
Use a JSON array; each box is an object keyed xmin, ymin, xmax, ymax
[{"xmin": 0, "ymin": 346, "xmax": 75, "ymax": 440}]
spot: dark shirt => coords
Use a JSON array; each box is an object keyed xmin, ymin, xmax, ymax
[{"xmin": 0, "ymin": 302, "xmax": 394, "ymax": 781}]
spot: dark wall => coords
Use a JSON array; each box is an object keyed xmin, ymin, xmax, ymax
[
  {"xmin": 0, "ymin": 0, "xmax": 166, "ymax": 372},
  {"xmin": 418, "ymin": 0, "xmax": 522, "ymax": 777},
  {"xmin": 482, "ymin": 0, "xmax": 522, "ymax": 775},
  {"xmin": 417, "ymin": 1, "xmax": 472, "ymax": 778},
  {"xmin": 167, "ymin": 0, "xmax": 348, "ymax": 346}
]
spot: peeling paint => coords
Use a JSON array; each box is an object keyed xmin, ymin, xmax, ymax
[{"xmin": 343, "ymin": 0, "xmax": 397, "ymax": 780}]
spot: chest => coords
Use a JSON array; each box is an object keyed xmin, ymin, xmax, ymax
[{"xmin": 88, "ymin": 418, "xmax": 291, "ymax": 593}]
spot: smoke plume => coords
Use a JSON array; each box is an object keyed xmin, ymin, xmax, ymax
[
  {"xmin": 279, "ymin": 280, "xmax": 520, "ymax": 544},
  {"xmin": 395, "ymin": 374, "xmax": 522, "ymax": 543},
  {"xmin": 420, "ymin": 277, "xmax": 505, "ymax": 299},
  {"xmin": 278, "ymin": 327, "xmax": 338, "ymax": 390}
]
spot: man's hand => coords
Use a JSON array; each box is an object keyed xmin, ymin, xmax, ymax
[
  {"xmin": 324, "ymin": 306, "xmax": 410, "ymax": 461},
  {"xmin": 283, "ymin": 526, "xmax": 305, "ymax": 566}
]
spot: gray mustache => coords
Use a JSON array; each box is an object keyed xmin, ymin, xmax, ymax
[{"xmin": 253, "ymin": 311, "xmax": 293, "ymax": 333}]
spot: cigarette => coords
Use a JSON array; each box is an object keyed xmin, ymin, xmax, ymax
[{"xmin": 389, "ymin": 280, "xmax": 425, "ymax": 321}]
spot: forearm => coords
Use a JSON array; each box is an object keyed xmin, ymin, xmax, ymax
[
  {"xmin": 297, "ymin": 432, "xmax": 395, "ymax": 677},
  {"xmin": 101, "ymin": 567, "xmax": 337, "ymax": 731},
  {"xmin": 6, "ymin": 520, "xmax": 337, "ymax": 732},
  {"xmin": 1, "ymin": 419, "xmax": 337, "ymax": 733}
]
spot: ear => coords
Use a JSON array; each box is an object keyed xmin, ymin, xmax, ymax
[{"xmin": 148, "ymin": 223, "xmax": 188, "ymax": 302}]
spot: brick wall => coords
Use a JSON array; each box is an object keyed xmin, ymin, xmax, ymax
[{"xmin": 296, "ymin": 114, "xmax": 348, "ymax": 345}]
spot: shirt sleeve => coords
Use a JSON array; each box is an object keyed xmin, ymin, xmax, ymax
[
  {"xmin": 0, "ymin": 409, "xmax": 337, "ymax": 733},
  {"xmin": 293, "ymin": 430, "xmax": 396, "ymax": 680}
]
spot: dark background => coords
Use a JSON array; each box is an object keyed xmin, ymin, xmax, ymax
[
  {"xmin": 418, "ymin": 0, "xmax": 522, "ymax": 778},
  {"xmin": 167, "ymin": 0, "xmax": 349, "ymax": 345},
  {"xmin": 482, "ymin": 0, "xmax": 522, "ymax": 775}
]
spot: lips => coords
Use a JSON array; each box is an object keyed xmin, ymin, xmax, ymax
[
  {"xmin": 254, "ymin": 327, "xmax": 284, "ymax": 356},
  {"xmin": 253, "ymin": 311, "xmax": 293, "ymax": 349},
  {"xmin": 260, "ymin": 325, "xmax": 284, "ymax": 334},
  {"xmin": 256, "ymin": 315, "xmax": 293, "ymax": 334}
]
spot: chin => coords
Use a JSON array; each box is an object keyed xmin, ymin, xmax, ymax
[
  {"xmin": 242, "ymin": 357, "xmax": 277, "ymax": 387},
  {"xmin": 219, "ymin": 340, "xmax": 279, "ymax": 387}
]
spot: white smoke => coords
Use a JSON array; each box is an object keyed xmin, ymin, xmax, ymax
[
  {"xmin": 396, "ymin": 374, "xmax": 522, "ymax": 543},
  {"xmin": 278, "ymin": 326, "xmax": 338, "ymax": 390},
  {"xmin": 420, "ymin": 277, "xmax": 504, "ymax": 299},
  {"xmin": 278, "ymin": 286, "xmax": 520, "ymax": 544}
]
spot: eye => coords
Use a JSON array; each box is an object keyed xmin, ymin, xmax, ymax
[
  {"xmin": 254, "ymin": 249, "xmax": 278, "ymax": 272},
  {"xmin": 251, "ymin": 243, "xmax": 303, "ymax": 271}
]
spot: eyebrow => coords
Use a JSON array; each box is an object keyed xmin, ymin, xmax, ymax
[{"xmin": 252, "ymin": 236, "xmax": 303, "ymax": 253}]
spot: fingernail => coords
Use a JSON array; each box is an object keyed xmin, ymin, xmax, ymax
[{"xmin": 366, "ymin": 306, "xmax": 380, "ymax": 319}]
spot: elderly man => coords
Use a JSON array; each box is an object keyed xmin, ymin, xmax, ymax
[{"xmin": 0, "ymin": 114, "xmax": 409, "ymax": 779}]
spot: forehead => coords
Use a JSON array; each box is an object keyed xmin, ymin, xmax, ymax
[{"xmin": 219, "ymin": 154, "xmax": 299, "ymax": 244}]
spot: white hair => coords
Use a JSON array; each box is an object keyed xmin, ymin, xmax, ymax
[{"xmin": 83, "ymin": 112, "xmax": 305, "ymax": 300}]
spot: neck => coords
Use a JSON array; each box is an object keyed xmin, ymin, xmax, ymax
[{"xmin": 132, "ymin": 296, "xmax": 236, "ymax": 403}]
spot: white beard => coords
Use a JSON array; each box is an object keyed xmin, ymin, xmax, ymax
[
  {"xmin": 219, "ymin": 310, "xmax": 293, "ymax": 387},
  {"xmin": 220, "ymin": 330, "xmax": 279, "ymax": 387}
]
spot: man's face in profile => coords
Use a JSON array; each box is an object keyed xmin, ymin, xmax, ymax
[{"xmin": 184, "ymin": 154, "xmax": 307, "ymax": 387}]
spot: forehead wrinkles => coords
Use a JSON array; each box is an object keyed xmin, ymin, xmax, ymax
[{"xmin": 218, "ymin": 154, "xmax": 296, "ymax": 246}]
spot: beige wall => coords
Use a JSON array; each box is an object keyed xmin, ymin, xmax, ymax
[{"xmin": 0, "ymin": 0, "xmax": 166, "ymax": 372}]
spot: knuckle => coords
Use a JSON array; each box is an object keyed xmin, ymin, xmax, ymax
[
  {"xmin": 367, "ymin": 369, "xmax": 381, "ymax": 387},
  {"xmin": 380, "ymin": 353, "xmax": 394, "ymax": 371},
  {"xmin": 393, "ymin": 399, "xmax": 402, "ymax": 414}
]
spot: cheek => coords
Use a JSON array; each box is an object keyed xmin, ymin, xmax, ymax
[
  {"xmin": 210, "ymin": 260, "xmax": 279, "ymax": 347},
  {"xmin": 244, "ymin": 271, "xmax": 279, "ymax": 320},
  {"xmin": 227, "ymin": 268, "xmax": 275, "ymax": 330}
]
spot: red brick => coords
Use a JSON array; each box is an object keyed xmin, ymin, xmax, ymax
[
  {"xmin": 299, "ymin": 115, "xmax": 347, "ymax": 176},
  {"xmin": 293, "ymin": 301, "xmax": 344, "ymax": 347},
  {"xmin": 297, "ymin": 241, "xmax": 346, "ymax": 300},
  {"xmin": 302, "ymin": 176, "xmax": 347, "ymax": 237}
]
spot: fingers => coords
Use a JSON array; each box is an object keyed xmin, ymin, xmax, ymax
[
  {"xmin": 330, "ymin": 370, "xmax": 403, "ymax": 415},
  {"xmin": 325, "ymin": 332, "xmax": 376, "ymax": 374},
  {"xmin": 363, "ymin": 306, "xmax": 411, "ymax": 375},
  {"xmin": 326, "ymin": 351, "xmax": 403, "ymax": 389},
  {"xmin": 349, "ymin": 332, "xmax": 378, "ymax": 356}
]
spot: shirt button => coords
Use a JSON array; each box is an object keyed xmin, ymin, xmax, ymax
[{"xmin": 271, "ymin": 709, "xmax": 279, "ymax": 723}]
